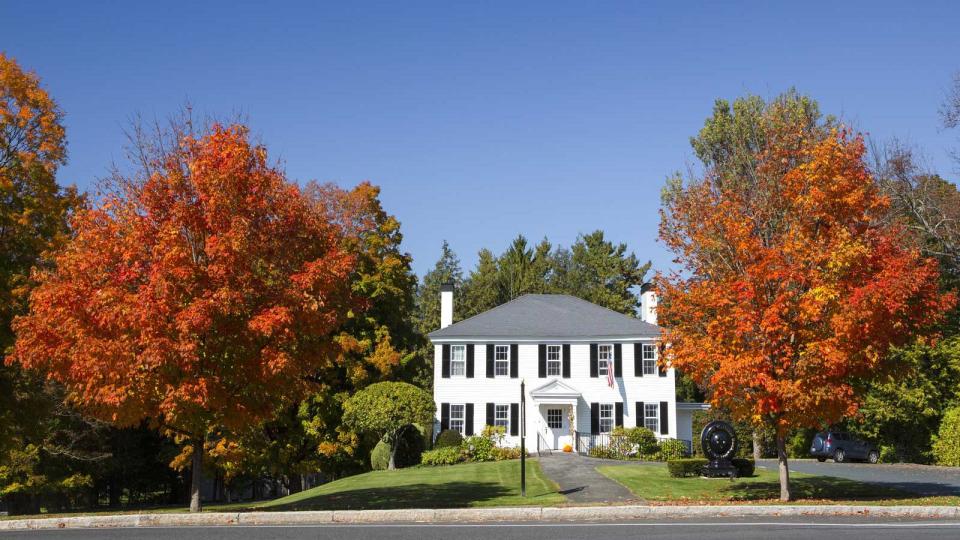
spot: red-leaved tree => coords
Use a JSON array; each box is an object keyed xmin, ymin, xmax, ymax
[
  {"xmin": 10, "ymin": 124, "xmax": 360, "ymax": 511},
  {"xmin": 658, "ymin": 129, "xmax": 955, "ymax": 501}
]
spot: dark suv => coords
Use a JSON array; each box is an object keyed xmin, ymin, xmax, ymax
[{"xmin": 810, "ymin": 431, "xmax": 878, "ymax": 463}]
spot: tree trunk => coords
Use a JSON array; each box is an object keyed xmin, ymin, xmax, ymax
[
  {"xmin": 388, "ymin": 440, "xmax": 398, "ymax": 470},
  {"xmin": 752, "ymin": 431, "xmax": 762, "ymax": 460},
  {"xmin": 189, "ymin": 441, "xmax": 203, "ymax": 513},
  {"xmin": 776, "ymin": 434, "xmax": 791, "ymax": 502}
]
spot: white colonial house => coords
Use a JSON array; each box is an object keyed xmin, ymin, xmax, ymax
[{"xmin": 428, "ymin": 284, "xmax": 705, "ymax": 453}]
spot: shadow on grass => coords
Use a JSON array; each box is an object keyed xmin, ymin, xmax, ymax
[
  {"xmin": 268, "ymin": 482, "xmax": 535, "ymax": 511},
  {"xmin": 720, "ymin": 475, "xmax": 914, "ymax": 501}
]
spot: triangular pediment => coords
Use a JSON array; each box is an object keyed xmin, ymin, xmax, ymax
[{"xmin": 529, "ymin": 379, "xmax": 581, "ymax": 399}]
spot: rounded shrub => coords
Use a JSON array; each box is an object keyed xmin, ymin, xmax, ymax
[
  {"xmin": 657, "ymin": 438, "xmax": 688, "ymax": 461},
  {"xmin": 627, "ymin": 427, "xmax": 659, "ymax": 458},
  {"xmin": 933, "ymin": 406, "xmax": 960, "ymax": 467},
  {"xmin": 731, "ymin": 457, "xmax": 755, "ymax": 477},
  {"xmin": 393, "ymin": 424, "xmax": 426, "ymax": 468},
  {"xmin": 435, "ymin": 429, "xmax": 463, "ymax": 449},
  {"xmin": 370, "ymin": 440, "xmax": 391, "ymax": 471},
  {"xmin": 667, "ymin": 458, "xmax": 707, "ymax": 478}
]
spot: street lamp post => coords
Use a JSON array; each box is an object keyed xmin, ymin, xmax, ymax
[{"xmin": 520, "ymin": 379, "xmax": 526, "ymax": 497}]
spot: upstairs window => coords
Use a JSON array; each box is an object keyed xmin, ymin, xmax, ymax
[
  {"xmin": 494, "ymin": 345, "xmax": 510, "ymax": 376},
  {"xmin": 644, "ymin": 403, "xmax": 659, "ymax": 433},
  {"xmin": 597, "ymin": 344, "xmax": 612, "ymax": 376},
  {"xmin": 599, "ymin": 403, "xmax": 614, "ymax": 433},
  {"xmin": 546, "ymin": 345, "xmax": 562, "ymax": 376},
  {"xmin": 450, "ymin": 345, "xmax": 466, "ymax": 376},
  {"xmin": 642, "ymin": 343, "xmax": 657, "ymax": 375}
]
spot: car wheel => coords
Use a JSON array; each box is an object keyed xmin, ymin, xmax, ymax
[
  {"xmin": 834, "ymin": 448, "xmax": 845, "ymax": 463},
  {"xmin": 868, "ymin": 450, "xmax": 879, "ymax": 464},
  {"xmin": 817, "ymin": 457, "xmax": 826, "ymax": 462}
]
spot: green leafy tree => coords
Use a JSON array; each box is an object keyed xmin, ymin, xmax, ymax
[
  {"xmin": 413, "ymin": 241, "xmax": 464, "ymax": 387},
  {"xmin": 557, "ymin": 231, "xmax": 650, "ymax": 315},
  {"xmin": 461, "ymin": 248, "xmax": 500, "ymax": 318},
  {"xmin": 854, "ymin": 337, "xmax": 960, "ymax": 462},
  {"xmin": 497, "ymin": 236, "xmax": 552, "ymax": 301},
  {"xmin": 342, "ymin": 382, "xmax": 434, "ymax": 470}
]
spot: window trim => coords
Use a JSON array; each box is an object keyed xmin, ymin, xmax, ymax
[
  {"xmin": 494, "ymin": 344, "xmax": 510, "ymax": 377},
  {"xmin": 450, "ymin": 403, "xmax": 466, "ymax": 435},
  {"xmin": 643, "ymin": 403, "xmax": 659, "ymax": 433},
  {"xmin": 597, "ymin": 344, "xmax": 613, "ymax": 376},
  {"xmin": 546, "ymin": 345, "xmax": 562, "ymax": 376},
  {"xmin": 450, "ymin": 344, "xmax": 466, "ymax": 377},
  {"xmin": 642, "ymin": 343, "xmax": 657, "ymax": 375},
  {"xmin": 599, "ymin": 403, "xmax": 614, "ymax": 434},
  {"xmin": 494, "ymin": 404, "xmax": 510, "ymax": 431}
]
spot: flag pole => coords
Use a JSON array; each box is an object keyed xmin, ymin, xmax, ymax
[{"xmin": 520, "ymin": 378, "xmax": 526, "ymax": 497}]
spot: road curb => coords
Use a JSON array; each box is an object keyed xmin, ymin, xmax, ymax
[{"xmin": 2, "ymin": 504, "xmax": 960, "ymax": 530}]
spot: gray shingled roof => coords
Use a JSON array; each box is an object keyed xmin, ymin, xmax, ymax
[{"xmin": 428, "ymin": 294, "xmax": 660, "ymax": 340}]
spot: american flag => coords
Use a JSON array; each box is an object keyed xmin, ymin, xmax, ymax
[{"xmin": 607, "ymin": 357, "xmax": 615, "ymax": 388}]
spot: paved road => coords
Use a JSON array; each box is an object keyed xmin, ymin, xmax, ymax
[
  {"xmin": 536, "ymin": 452, "xmax": 638, "ymax": 503},
  {"xmin": 5, "ymin": 518, "xmax": 960, "ymax": 540},
  {"xmin": 758, "ymin": 459, "xmax": 960, "ymax": 496}
]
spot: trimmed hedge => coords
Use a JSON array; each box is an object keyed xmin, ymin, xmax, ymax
[
  {"xmin": 421, "ymin": 446, "xmax": 464, "ymax": 466},
  {"xmin": 667, "ymin": 458, "xmax": 707, "ymax": 477},
  {"xmin": 732, "ymin": 457, "xmax": 755, "ymax": 477}
]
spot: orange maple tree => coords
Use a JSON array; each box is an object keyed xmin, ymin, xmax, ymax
[
  {"xmin": 658, "ymin": 129, "xmax": 955, "ymax": 500},
  {"xmin": 10, "ymin": 124, "xmax": 360, "ymax": 511}
]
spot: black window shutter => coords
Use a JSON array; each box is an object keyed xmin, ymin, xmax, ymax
[
  {"xmin": 442, "ymin": 345, "xmax": 451, "ymax": 378},
  {"xmin": 440, "ymin": 403, "xmax": 450, "ymax": 431},
  {"xmin": 465, "ymin": 403, "xmax": 474, "ymax": 436},
  {"xmin": 486, "ymin": 403, "xmax": 495, "ymax": 427},
  {"xmin": 615, "ymin": 402, "xmax": 624, "ymax": 427},
  {"xmin": 510, "ymin": 344, "xmax": 519, "ymax": 378},
  {"xmin": 590, "ymin": 402, "xmax": 599, "ymax": 434},
  {"xmin": 466, "ymin": 344, "xmax": 475, "ymax": 378},
  {"xmin": 510, "ymin": 403, "xmax": 519, "ymax": 436},
  {"xmin": 634, "ymin": 343, "xmax": 642, "ymax": 377},
  {"xmin": 614, "ymin": 344, "xmax": 622, "ymax": 377},
  {"xmin": 486, "ymin": 344, "xmax": 494, "ymax": 378},
  {"xmin": 636, "ymin": 401, "xmax": 645, "ymax": 429},
  {"xmin": 659, "ymin": 401, "xmax": 669, "ymax": 435},
  {"xmin": 562, "ymin": 344, "xmax": 571, "ymax": 378},
  {"xmin": 589, "ymin": 344, "xmax": 598, "ymax": 378},
  {"xmin": 538, "ymin": 344, "xmax": 546, "ymax": 378}
]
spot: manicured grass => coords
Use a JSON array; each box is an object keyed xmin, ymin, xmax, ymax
[
  {"xmin": 597, "ymin": 463, "xmax": 960, "ymax": 505},
  {"xmin": 255, "ymin": 459, "xmax": 565, "ymax": 510}
]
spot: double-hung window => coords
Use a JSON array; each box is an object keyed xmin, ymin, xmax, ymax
[
  {"xmin": 599, "ymin": 403, "xmax": 614, "ymax": 433},
  {"xmin": 642, "ymin": 344, "xmax": 657, "ymax": 375},
  {"xmin": 450, "ymin": 345, "xmax": 466, "ymax": 376},
  {"xmin": 494, "ymin": 345, "xmax": 510, "ymax": 376},
  {"xmin": 644, "ymin": 403, "xmax": 659, "ymax": 433},
  {"xmin": 546, "ymin": 345, "xmax": 562, "ymax": 376},
  {"xmin": 494, "ymin": 404, "xmax": 510, "ymax": 431},
  {"xmin": 450, "ymin": 404, "xmax": 465, "ymax": 434},
  {"xmin": 597, "ymin": 344, "xmax": 612, "ymax": 376}
]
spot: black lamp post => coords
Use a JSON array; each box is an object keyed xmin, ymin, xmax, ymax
[{"xmin": 520, "ymin": 379, "xmax": 526, "ymax": 497}]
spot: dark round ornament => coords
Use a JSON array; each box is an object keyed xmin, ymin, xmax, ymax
[{"xmin": 700, "ymin": 420, "xmax": 738, "ymax": 460}]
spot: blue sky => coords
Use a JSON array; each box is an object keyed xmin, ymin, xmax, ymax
[{"xmin": 5, "ymin": 1, "xmax": 959, "ymax": 277}]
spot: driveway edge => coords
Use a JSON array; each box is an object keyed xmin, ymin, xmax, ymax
[{"xmin": 2, "ymin": 505, "xmax": 959, "ymax": 530}]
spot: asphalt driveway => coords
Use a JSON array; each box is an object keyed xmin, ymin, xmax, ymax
[{"xmin": 758, "ymin": 459, "xmax": 960, "ymax": 496}]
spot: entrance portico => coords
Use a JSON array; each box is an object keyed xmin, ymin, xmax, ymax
[{"xmin": 529, "ymin": 379, "xmax": 581, "ymax": 451}]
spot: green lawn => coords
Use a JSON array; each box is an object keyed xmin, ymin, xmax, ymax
[
  {"xmin": 597, "ymin": 463, "xmax": 960, "ymax": 505},
  {"xmin": 254, "ymin": 459, "xmax": 565, "ymax": 510}
]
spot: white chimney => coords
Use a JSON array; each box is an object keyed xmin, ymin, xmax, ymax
[
  {"xmin": 440, "ymin": 282, "xmax": 454, "ymax": 329},
  {"xmin": 640, "ymin": 283, "xmax": 657, "ymax": 325}
]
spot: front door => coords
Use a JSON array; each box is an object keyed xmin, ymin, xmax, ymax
[{"xmin": 544, "ymin": 407, "xmax": 567, "ymax": 450}]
